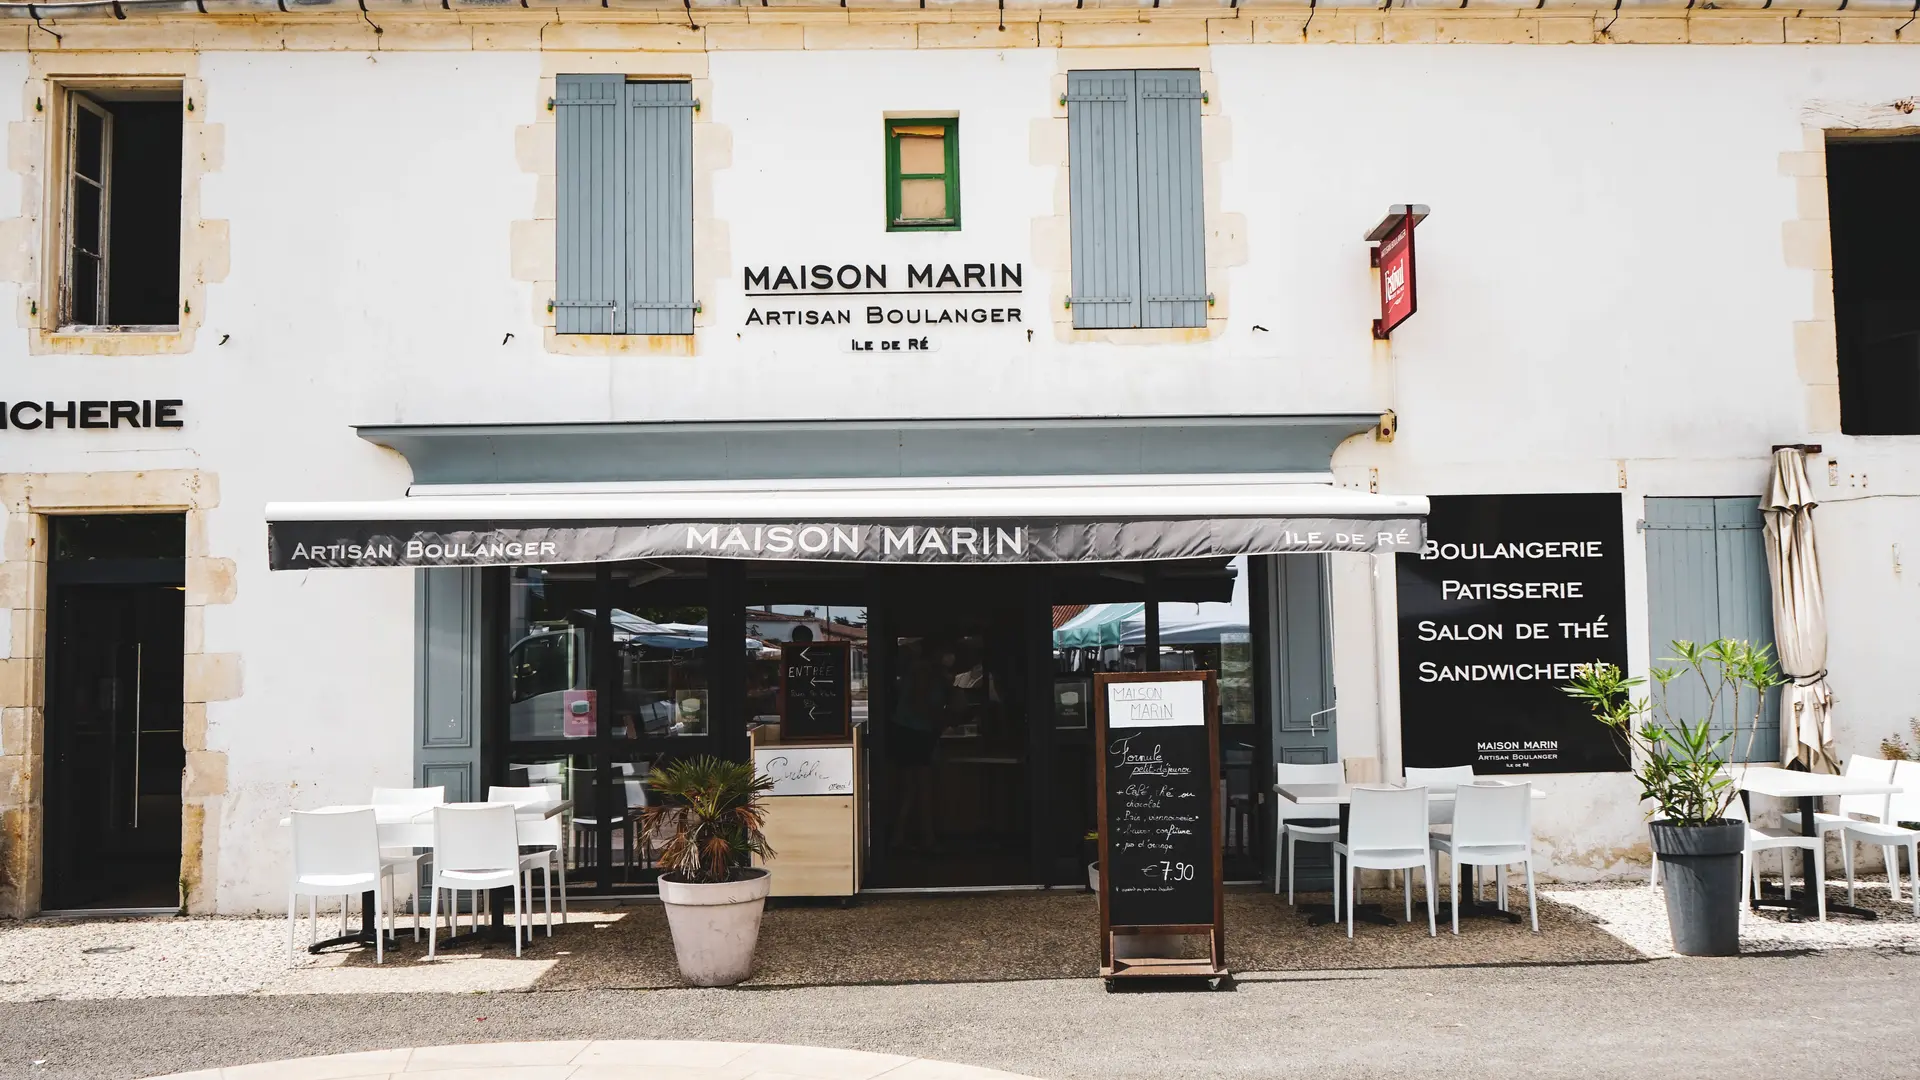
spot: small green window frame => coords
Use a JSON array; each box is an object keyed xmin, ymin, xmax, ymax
[{"xmin": 885, "ymin": 117, "xmax": 960, "ymax": 232}]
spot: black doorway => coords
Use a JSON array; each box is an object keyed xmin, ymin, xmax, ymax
[
  {"xmin": 43, "ymin": 514, "xmax": 186, "ymax": 911},
  {"xmin": 868, "ymin": 568, "xmax": 1040, "ymax": 889}
]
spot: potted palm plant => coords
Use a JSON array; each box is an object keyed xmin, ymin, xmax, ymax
[
  {"xmin": 1565, "ymin": 639, "xmax": 1779, "ymax": 956},
  {"xmin": 641, "ymin": 755, "xmax": 776, "ymax": 986}
]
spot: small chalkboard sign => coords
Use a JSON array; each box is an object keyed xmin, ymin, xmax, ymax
[
  {"xmin": 1095, "ymin": 670, "xmax": 1226, "ymax": 984},
  {"xmin": 779, "ymin": 641, "xmax": 851, "ymax": 742}
]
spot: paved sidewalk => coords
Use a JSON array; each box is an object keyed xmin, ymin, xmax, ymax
[
  {"xmin": 144, "ymin": 1040, "xmax": 1038, "ymax": 1080},
  {"xmin": 7, "ymin": 949, "xmax": 1918, "ymax": 1079}
]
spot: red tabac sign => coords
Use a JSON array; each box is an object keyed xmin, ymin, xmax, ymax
[{"xmin": 1368, "ymin": 205, "xmax": 1428, "ymax": 340}]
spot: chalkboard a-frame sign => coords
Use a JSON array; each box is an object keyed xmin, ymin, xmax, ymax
[
  {"xmin": 1094, "ymin": 669, "xmax": 1227, "ymax": 985},
  {"xmin": 779, "ymin": 641, "xmax": 852, "ymax": 742}
]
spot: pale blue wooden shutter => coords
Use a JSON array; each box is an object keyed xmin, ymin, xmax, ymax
[
  {"xmin": 1644, "ymin": 497, "xmax": 1780, "ymax": 762},
  {"xmin": 1711, "ymin": 497, "xmax": 1780, "ymax": 761},
  {"xmin": 1067, "ymin": 70, "xmax": 1141, "ymax": 330},
  {"xmin": 626, "ymin": 80, "xmax": 696, "ymax": 336},
  {"xmin": 1135, "ymin": 70, "xmax": 1207, "ymax": 330},
  {"xmin": 555, "ymin": 74, "xmax": 624, "ymax": 335}
]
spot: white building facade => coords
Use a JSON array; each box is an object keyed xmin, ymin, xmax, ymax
[{"xmin": 1, "ymin": 4, "xmax": 1917, "ymax": 916}]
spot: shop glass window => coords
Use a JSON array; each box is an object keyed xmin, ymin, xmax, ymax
[
  {"xmin": 609, "ymin": 563, "xmax": 714, "ymax": 742},
  {"xmin": 1065, "ymin": 69, "xmax": 1207, "ymax": 330},
  {"xmin": 742, "ymin": 574, "xmax": 869, "ymax": 737},
  {"xmin": 57, "ymin": 84, "xmax": 184, "ymax": 330},
  {"xmin": 506, "ymin": 567, "xmax": 600, "ymax": 743},
  {"xmin": 501, "ymin": 561, "xmax": 723, "ymax": 892},
  {"xmin": 1156, "ymin": 556, "xmax": 1254, "ymax": 726},
  {"xmin": 886, "ymin": 118, "xmax": 960, "ymax": 232},
  {"xmin": 1828, "ymin": 137, "xmax": 1920, "ymax": 435}
]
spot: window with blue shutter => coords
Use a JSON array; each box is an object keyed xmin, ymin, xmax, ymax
[
  {"xmin": 1644, "ymin": 497, "xmax": 1781, "ymax": 762},
  {"xmin": 1066, "ymin": 69, "xmax": 1206, "ymax": 331},
  {"xmin": 556, "ymin": 76, "xmax": 695, "ymax": 336}
]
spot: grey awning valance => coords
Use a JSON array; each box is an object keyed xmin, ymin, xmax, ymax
[{"xmin": 266, "ymin": 474, "xmax": 1427, "ymax": 569}]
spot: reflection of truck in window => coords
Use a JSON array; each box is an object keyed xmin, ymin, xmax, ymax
[{"xmin": 507, "ymin": 611, "xmax": 724, "ymax": 740}]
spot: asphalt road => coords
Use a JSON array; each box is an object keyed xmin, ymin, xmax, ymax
[{"xmin": 3, "ymin": 950, "xmax": 1913, "ymax": 1079}]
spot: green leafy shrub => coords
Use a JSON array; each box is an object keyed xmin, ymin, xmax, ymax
[{"xmin": 1564, "ymin": 639, "xmax": 1780, "ymax": 827}]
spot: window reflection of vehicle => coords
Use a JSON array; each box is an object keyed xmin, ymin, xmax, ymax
[
  {"xmin": 506, "ymin": 612, "xmax": 760, "ymax": 740},
  {"xmin": 510, "ymin": 625, "xmax": 588, "ymax": 740}
]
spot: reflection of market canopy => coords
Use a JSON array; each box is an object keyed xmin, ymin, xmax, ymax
[{"xmin": 1051, "ymin": 601, "xmax": 1248, "ymax": 648}]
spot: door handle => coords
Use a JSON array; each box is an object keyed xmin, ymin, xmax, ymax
[{"xmin": 131, "ymin": 642, "xmax": 143, "ymax": 830}]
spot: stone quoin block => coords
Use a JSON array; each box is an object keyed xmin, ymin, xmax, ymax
[{"xmin": 184, "ymin": 653, "xmax": 243, "ymax": 705}]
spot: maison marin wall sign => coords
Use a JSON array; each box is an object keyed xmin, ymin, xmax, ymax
[
  {"xmin": 1395, "ymin": 493, "xmax": 1630, "ymax": 774},
  {"xmin": 1, "ymin": 399, "xmax": 184, "ymax": 430},
  {"xmin": 742, "ymin": 261, "xmax": 1026, "ymax": 352}
]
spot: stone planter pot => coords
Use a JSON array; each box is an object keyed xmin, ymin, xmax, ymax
[
  {"xmin": 1649, "ymin": 819, "xmax": 1745, "ymax": 957},
  {"xmin": 658, "ymin": 868, "xmax": 772, "ymax": 986},
  {"xmin": 1087, "ymin": 862, "xmax": 1099, "ymax": 892}
]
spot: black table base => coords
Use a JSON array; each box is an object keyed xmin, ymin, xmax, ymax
[{"xmin": 306, "ymin": 891, "xmax": 397, "ymax": 955}]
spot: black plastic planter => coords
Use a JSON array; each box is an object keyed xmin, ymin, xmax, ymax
[{"xmin": 1649, "ymin": 819, "xmax": 1745, "ymax": 956}]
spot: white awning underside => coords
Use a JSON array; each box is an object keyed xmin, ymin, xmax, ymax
[{"xmin": 266, "ymin": 473, "xmax": 1428, "ymax": 524}]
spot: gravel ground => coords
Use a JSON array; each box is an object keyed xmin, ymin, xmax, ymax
[
  {"xmin": 11, "ymin": 882, "xmax": 1919, "ymax": 1001},
  {"xmin": 1546, "ymin": 879, "xmax": 1920, "ymax": 957},
  {"xmin": 0, "ymin": 916, "xmax": 301, "ymax": 1002},
  {"xmin": 2, "ymin": 950, "xmax": 1917, "ymax": 1080}
]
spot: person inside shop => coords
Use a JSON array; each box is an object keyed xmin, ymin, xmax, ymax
[{"xmin": 888, "ymin": 639, "xmax": 957, "ymax": 853}]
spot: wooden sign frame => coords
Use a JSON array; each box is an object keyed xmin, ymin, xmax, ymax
[
  {"xmin": 777, "ymin": 640, "xmax": 853, "ymax": 743},
  {"xmin": 1094, "ymin": 669, "xmax": 1227, "ymax": 985}
]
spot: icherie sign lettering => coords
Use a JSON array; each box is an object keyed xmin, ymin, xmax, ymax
[
  {"xmin": 1395, "ymin": 493, "xmax": 1631, "ymax": 774},
  {"xmin": 0, "ymin": 399, "xmax": 183, "ymax": 431}
]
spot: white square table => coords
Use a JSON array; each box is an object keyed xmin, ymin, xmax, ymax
[
  {"xmin": 281, "ymin": 799, "xmax": 572, "ymax": 953},
  {"xmin": 1274, "ymin": 781, "xmax": 1547, "ymax": 927},
  {"xmin": 1733, "ymin": 765, "xmax": 1901, "ymax": 920}
]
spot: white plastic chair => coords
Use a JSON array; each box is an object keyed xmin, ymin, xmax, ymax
[
  {"xmin": 1839, "ymin": 759, "xmax": 1920, "ymax": 915},
  {"xmin": 1332, "ymin": 785, "xmax": 1437, "ymax": 938},
  {"xmin": 487, "ymin": 783, "xmax": 567, "ymax": 934},
  {"xmin": 1430, "ymin": 781, "xmax": 1538, "ymax": 934},
  {"xmin": 1729, "ymin": 795, "xmax": 1826, "ymax": 921},
  {"xmin": 1404, "ymin": 766, "xmax": 1476, "ymax": 830},
  {"xmin": 1780, "ymin": 754, "xmax": 1896, "ymax": 836},
  {"xmin": 287, "ymin": 808, "xmax": 396, "ymax": 965},
  {"xmin": 428, "ymin": 803, "xmax": 551, "ymax": 958},
  {"xmin": 371, "ymin": 785, "xmax": 443, "ymax": 940},
  {"xmin": 1273, "ymin": 761, "xmax": 1344, "ymax": 902}
]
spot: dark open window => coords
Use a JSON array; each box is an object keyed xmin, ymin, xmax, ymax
[
  {"xmin": 60, "ymin": 85, "xmax": 183, "ymax": 330},
  {"xmin": 1829, "ymin": 137, "xmax": 1920, "ymax": 435}
]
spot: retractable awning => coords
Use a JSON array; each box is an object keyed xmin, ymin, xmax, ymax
[{"xmin": 266, "ymin": 473, "xmax": 1427, "ymax": 570}]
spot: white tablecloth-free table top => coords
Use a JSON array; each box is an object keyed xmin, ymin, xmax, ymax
[
  {"xmin": 1731, "ymin": 766, "xmax": 1901, "ymax": 800},
  {"xmin": 1274, "ymin": 781, "xmax": 1548, "ymax": 805},
  {"xmin": 277, "ymin": 799, "xmax": 572, "ymax": 829}
]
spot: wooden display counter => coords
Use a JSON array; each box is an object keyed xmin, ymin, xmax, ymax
[{"xmin": 750, "ymin": 727, "xmax": 864, "ymax": 898}]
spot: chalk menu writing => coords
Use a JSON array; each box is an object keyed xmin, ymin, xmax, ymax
[
  {"xmin": 1396, "ymin": 493, "xmax": 1630, "ymax": 774},
  {"xmin": 780, "ymin": 642, "xmax": 850, "ymax": 741},
  {"xmin": 1102, "ymin": 680, "xmax": 1216, "ymax": 928}
]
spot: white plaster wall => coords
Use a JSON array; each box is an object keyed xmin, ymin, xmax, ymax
[{"xmin": 3, "ymin": 44, "xmax": 1918, "ymax": 904}]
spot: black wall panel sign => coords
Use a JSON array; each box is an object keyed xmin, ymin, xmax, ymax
[
  {"xmin": 1396, "ymin": 493, "xmax": 1630, "ymax": 774},
  {"xmin": 779, "ymin": 641, "xmax": 851, "ymax": 742}
]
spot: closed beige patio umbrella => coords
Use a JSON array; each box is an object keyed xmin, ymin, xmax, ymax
[{"xmin": 1762, "ymin": 447, "xmax": 1837, "ymax": 772}]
